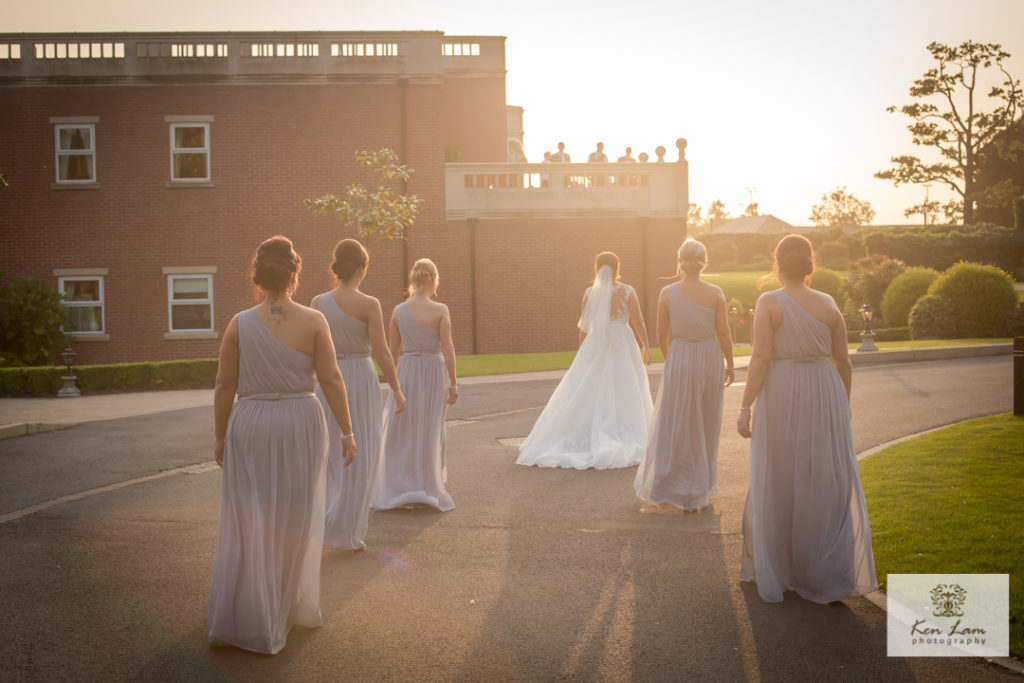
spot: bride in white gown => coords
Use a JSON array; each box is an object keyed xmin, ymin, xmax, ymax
[{"xmin": 517, "ymin": 252, "xmax": 653, "ymax": 470}]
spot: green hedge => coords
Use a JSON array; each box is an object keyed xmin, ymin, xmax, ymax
[
  {"xmin": 861, "ymin": 224, "xmax": 1024, "ymax": 272},
  {"xmin": 0, "ymin": 359, "xmax": 218, "ymax": 397}
]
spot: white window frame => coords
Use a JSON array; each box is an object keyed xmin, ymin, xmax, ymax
[
  {"xmin": 54, "ymin": 122, "xmax": 96, "ymax": 184},
  {"xmin": 167, "ymin": 273, "xmax": 214, "ymax": 333},
  {"xmin": 168, "ymin": 121, "xmax": 211, "ymax": 182},
  {"xmin": 58, "ymin": 274, "xmax": 105, "ymax": 336}
]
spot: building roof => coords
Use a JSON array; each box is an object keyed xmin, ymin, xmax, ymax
[{"xmin": 714, "ymin": 214, "xmax": 797, "ymax": 234}]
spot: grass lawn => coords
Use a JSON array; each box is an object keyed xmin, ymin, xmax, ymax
[
  {"xmin": 703, "ymin": 271, "xmax": 778, "ymax": 306},
  {"xmin": 454, "ymin": 339, "xmax": 1007, "ymax": 377},
  {"xmin": 858, "ymin": 413, "xmax": 1024, "ymax": 657}
]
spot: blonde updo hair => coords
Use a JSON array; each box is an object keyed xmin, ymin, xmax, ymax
[
  {"xmin": 678, "ymin": 238, "xmax": 708, "ymax": 275},
  {"xmin": 407, "ymin": 258, "xmax": 439, "ymax": 297}
]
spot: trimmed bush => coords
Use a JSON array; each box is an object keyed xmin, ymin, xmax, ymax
[
  {"xmin": 846, "ymin": 255, "xmax": 906, "ymax": 322},
  {"xmin": 0, "ymin": 272, "xmax": 70, "ymax": 367},
  {"xmin": 809, "ymin": 267, "xmax": 848, "ymax": 311},
  {"xmin": 881, "ymin": 267, "xmax": 941, "ymax": 328},
  {"xmin": 816, "ymin": 241, "xmax": 850, "ymax": 269},
  {"xmin": 708, "ymin": 237, "xmax": 738, "ymax": 267},
  {"xmin": 909, "ymin": 295, "xmax": 959, "ymax": 339},
  {"xmin": 0, "ymin": 358, "xmax": 218, "ymax": 397},
  {"xmin": 1001, "ymin": 303, "xmax": 1024, "ymax": 337},
  {"xmin": 928, "ymin": 262, "xmax": 1018, "ymax": 337}
]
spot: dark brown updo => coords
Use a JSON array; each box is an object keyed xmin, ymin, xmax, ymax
[
  {"xmin": 331, "ymin": 238, "xmax": 369, "ymax": 282},
  {"xmin": 773, "ymin": 234, "xmax": 815, "ymax": 281},
  {"xmin": 594, "ymin": 251, "xmax": 621, "ymax": 281},
  {"xmin": 252, "ymin": 235, "xmax": 301, "ymax": 296}
]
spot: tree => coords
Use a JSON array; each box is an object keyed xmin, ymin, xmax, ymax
[
  {"xmin": 687, "ymin": 203, "xmax": 705, "ymax": 232},
  {"xmin": 304, "ymin": 148, "xmax": 424, "ymax": 241},
  {"xmin": 0, "ymin": 272, "xmax": 69, "ymax": 366},
  {"xmin": 903, "ymin": 199, "xmax": 942, "ymax": 226},
  {"xmin": 707, "ymin": 199, "xmax": 731, "ymax": 231},
  {"xmin": 875, "ymin": 41, "xmax": 1023, "ymax": 225},
  {"xmin": 974, "ymin": 120, "xmax": 1024, "ymax": 226},
  {"xmin": 809, "ymin": 186, "xmax": 876, "ymax": 227},
  {"xmin": 743, "ymin": 202, "xmax": 759, "ymax": 217}
]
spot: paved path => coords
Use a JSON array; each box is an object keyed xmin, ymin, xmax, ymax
[{"xmin": 0, "ymin": 355, "xmax": 1017, "ymax": 681}]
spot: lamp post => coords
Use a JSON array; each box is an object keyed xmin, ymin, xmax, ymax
[
  {"xmin": 58, "ymin": 346, "xmax": 81, "ymax": 398},
  {"xmin": 857, "ymin": 304, "xmax": 878, "ymax": 352}
]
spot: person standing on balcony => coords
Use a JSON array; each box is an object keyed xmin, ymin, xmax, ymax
[
  {"xmin": 617, "ymin": 147, "xmax": 636, "ymax": 163},
  {"xmin": 588, "ymin": 142, "xmax": 608, "ymax": 186},
  {"xmin": 507, "ymin": 139, "xmax": 528, "ymax": 163},
  {"xmin": 551, "ymin": 141, "xmax": 571, "ymax": 162},
  {"xmin": 587, "ymin": 142, "xmax": 608, "ymax": 162}
]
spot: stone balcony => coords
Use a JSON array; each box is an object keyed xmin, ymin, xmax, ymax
[{"xmin": 445, "ymin": 141, "xmax": 689, "ymax": 219}]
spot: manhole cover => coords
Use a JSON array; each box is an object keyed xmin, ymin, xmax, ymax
[{"xmin": 496, "ymin": 437, "xmax": 525, "ymax": 448}]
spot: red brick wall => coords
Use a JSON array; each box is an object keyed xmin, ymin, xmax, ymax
[
  {"xmin": 0, "ymin": 74, "xmax": 686, "ymax": 365},
  {"xmin": 462, "ymin": 216, "xmax": 686, "ymax": 353},
  {"xmin": 441, "ymin": 76, "xmax": 507, "ymax": 162}
]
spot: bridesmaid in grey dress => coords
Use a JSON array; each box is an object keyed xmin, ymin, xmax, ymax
[
  {"xmin": 209, "ymin": 236, "xmax": 356, "ymax": 654},
  {"xmin": 737, "ymin": 234, "xmax": 877, "ymax": 603},
  {"xmin": 313, "ymin": 239, "xmax": 405, "ymax": 550},
  {"xmin": 635, "ymin": 238, "xmax": 734, "ymax": 509},
  {"xmin": 374, "ymin": 258, "xmax": 458, "ymax": 511}
]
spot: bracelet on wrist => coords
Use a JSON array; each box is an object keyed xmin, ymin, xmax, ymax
[
  {"xmin": 341, "ymin": 432, "xmax": 355, "ymax": 440},
  {"xmin": 739, "ymin": 406, "xmax": 751, "ymax": 412}
]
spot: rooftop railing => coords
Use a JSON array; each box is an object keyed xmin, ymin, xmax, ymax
[
  {"xmin": 446, "ymin": 141, "xmax": 689, "ymax": 219},
  {"xmin": 0, "ymin": 32, "xmax": 505, "ymax": 82}
]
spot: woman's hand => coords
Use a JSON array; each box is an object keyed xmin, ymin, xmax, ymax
[
  {"xmin": 393, "ymin": 389, "xmax": 407, "ymax": 414},
  {"xmin": 215, "ymin": 438, "xmax": 226, "ymax": 468},
  {"xmin": 724, "ymin": 367, "xmax": 735, "ymax": 387},
  {"xmin": 447, "ymin": 386, "xmax": 459, "ymax": 406},
  {"xmin": 341, "ymin": 435, "xmax": 357, "ymax": 468},
  {"xmin": 736, "ymin": 407, "xmax": 752, "ymax": 439},
  {"xmin": 641, "ymin": 346, "xmax": 651, "ymax": 366}
]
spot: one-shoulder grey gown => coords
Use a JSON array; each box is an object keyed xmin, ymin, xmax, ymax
[
  {"xmin": 208, "ymin": 309, "xmax": 328, "ymax": 654},
  {"xmin": 740, "ymin": 290, "xmax": 877, "ymax": 603}
]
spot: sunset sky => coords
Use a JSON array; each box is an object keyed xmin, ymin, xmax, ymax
[{"xmin": 7, "ymin": 0, "xmax": 1024, "ymax": 226}]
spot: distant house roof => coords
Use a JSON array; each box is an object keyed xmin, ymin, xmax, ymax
[{"xmin": 714, "ymin": 214, "xmax": 798, "ymax": 234}]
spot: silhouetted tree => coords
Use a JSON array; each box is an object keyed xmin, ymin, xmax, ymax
[
  {"xmin": 876, "ymin": 41, "xmax": 1022, "ymax": 225},
  {"xmin": 809, "ymin": 187, "xmax": 876, "ymax": 227}
]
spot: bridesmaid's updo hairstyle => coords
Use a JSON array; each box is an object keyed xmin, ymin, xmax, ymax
[
  {"xmin": 331, "ymin": 238, "xmax": 369, "ymax": 282},
  {"xmin": 594, "ymin": 251, "xmax": 621, "ymax": 281},
  {"xmin": 407, "ymin": 258, "xmax": 438, "ymax": 297},
  {"xmin": 252, "ymin": 235, "xmax": 302, "ymax": 296},
  {"xmin": 772, "ymin": 234, "xmax": 815, "ymax": 281},
  {"xmin": 678, "ymin": 238, "xmax": 708, "ymax": 275}
]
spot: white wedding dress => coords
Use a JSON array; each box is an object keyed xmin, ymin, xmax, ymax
[{"xmin": 516, "ymin": 266, "xmax": 653, "ymax": 469}]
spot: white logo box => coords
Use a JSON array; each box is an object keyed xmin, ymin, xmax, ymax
[{"xmin": 887, "ymin": 574, "xmax": 1009, "ymax": 657}]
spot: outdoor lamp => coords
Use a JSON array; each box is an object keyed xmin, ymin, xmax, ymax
[
  {"xmin": 859, "ymin": 304, "xmax": 874, "ymax": 334},
  {"xmin": 856, "ymin": 304, "xmax": 878, "ymax": 352},
  {"xmin": 59, "ymin": 345, "xmax": 81, "ymax": 398}
]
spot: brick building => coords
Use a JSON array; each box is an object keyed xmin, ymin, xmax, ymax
[{"xmin": 0, "ymin": 31, "xmax": 688, "ymax": 365}]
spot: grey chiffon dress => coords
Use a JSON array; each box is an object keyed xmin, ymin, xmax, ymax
[
  {"xmin": 315, "ymin": 293, "xmax": 382, "ymax": 550},
  {"xmin": 634, "ymin": 284, "xmax": 724, "ymax": 509},
  {"xmin": 740, "ymin": 290, "xmax": 877, "ymax": 603},
  {"xmin": 208, "ymin": 309, "xmax": 328, "ymax": 654},
  {"xmin": 373, "ymin": 303, "xmax": 454, "ymax": 511}
]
